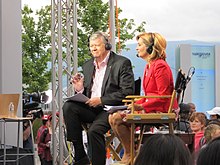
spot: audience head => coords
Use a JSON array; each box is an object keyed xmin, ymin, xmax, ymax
[
  {"xmin": 206, "ymin": 107, "xmax": 220, "ymax": 120},
  {"xmin": 42, "ymin": 114, "xmax": 49, "ymax": 125},
  {"xmin": 179, "ymin": 103, "xmax": 191, "ymax": 120},
  {"xmin": 204, "ymin": 124, "xmax": 220, "ymax": 143},
  {"xmin": 134, "ymin": 134, "xmax": 192, "ymax": 165},
  {"xmin": 136, "ymin": 32, "xmax": 167, "ymax": 62},
  {"xmin": 207, "ymin": 119, "xmax": 220, "ymax": 126},
  {"xmin": 189, "ymin": 112, "xmax": 207, "ymax": 133},
  {"xmin": 197, "ymin": 136, "xmax": 220, "ymax": 165},
  {"xmin": 187, "ymin": 102, "xmax": 196, "ymax": 116}
]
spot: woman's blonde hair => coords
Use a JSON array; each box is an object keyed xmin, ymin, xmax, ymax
[
  {"xmin": 204, "ymin": 124, "xmax": 220, "ymax": 143},
  {"xmin": 136, "ymin": 32, "xmax": 167, "ymax": 62}
]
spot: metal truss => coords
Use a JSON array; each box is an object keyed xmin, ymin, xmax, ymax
[{"xmin": 51, "ymin": 0, "xmax": 78, "ymax": 164}]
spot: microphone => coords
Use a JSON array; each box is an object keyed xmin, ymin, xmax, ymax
[
  {"xmin": 136, "ymin": 54, "xmax": 139, "ymax": 57},
  {"xmin": 175, "ymin": 69, "xmax": 183, "ymax": 90},
  {"xmin": 186, "ymin": 67, "xmax": 195, "ymax": 81}
]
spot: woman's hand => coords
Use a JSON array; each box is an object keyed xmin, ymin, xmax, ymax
[{"xmin": 127, "ymin": 103, "xmax": 144, "ymax": 111}]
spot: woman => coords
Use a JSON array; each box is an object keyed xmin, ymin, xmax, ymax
[
  {"xmin": 189, "ymin": 112, "xmax": 207, "ymax": 155},
  {"xmin": 109, "ymin": 32, "xmax": 177, "ymax": 164},
  {"xmin": 204, "ymin": 123, "xmax": 220, "ymax": 143},
  {"xmin": 38, "ymin": 114, "xmax": 53, "ymax": 165}
]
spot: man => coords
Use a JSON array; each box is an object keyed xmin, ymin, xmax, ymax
[
  {"xmin": 174, "ymin": 103, "xmax": 192, "ymax": 133},
  {"xmin": 63, "ymin": 31, "xmax": 134, "ymax": 165},
  {"xmin": 187, "ymin": 102, "xmax": 196, "ymax": 117}
]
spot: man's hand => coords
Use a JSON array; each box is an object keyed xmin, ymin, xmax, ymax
[
  {"xmin": 71, "ymin": 73, "xmax": 84, "ymax": 92},
  {"xmin": 86, "ymin": 97, "xmax": 102, "ymax": 107}
]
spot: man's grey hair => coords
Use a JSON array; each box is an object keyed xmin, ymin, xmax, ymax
[{"xmin": 89, "ymin": 31, "xmax": 109, "ymax": 44}]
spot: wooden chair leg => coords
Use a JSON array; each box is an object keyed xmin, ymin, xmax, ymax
[
  {"xmin": 106, "ymin": 132, "xmax": 122, "ymax": 161},
  {"xmin": 137, "ymin": 125, "xmax": 145, "ymax": 152},
  {"xmin": 130, "ymin": 123, "xmax": 135, "ymax": 165},
  {"xmin": 108, "ymin": 144, "xmax": 121, "ymax": 161},
  {"xmin": 115, "ymin": 143, "xmax": 123, "ymax": 154},
  {"xmin": 105, "ymin": 132, "xmax": 115, "ymax": 147},
  {"xmin": 169, "ymin": 123, "xmax": 174, "ymax": 134}
]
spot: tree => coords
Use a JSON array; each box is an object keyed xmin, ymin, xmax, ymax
[
  {"xmin": 22, "ymin": 1, "xmax": 146, "ymax": 92},
  {"xmin": 22, "ymin": 5, "xmax": 51, "ymax": 93},
  {"xmin": 77, "ymin": 0, "xmax": 146, "ymax": 66}
]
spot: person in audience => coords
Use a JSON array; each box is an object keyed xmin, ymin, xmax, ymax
[
  {"xmin": 23, "ymin": 120, "xmax": 33, "ymax": 149},
  {"xmin": 198, "ymin": 123, "xmax": 220, "ymax": 149},
  {"xmin": 206, "ymin": 107, "xmax": 220, "ymax": 120},
  {"xmin": 36, "ymin": 114, "xmax": 52, "ymax": 165},
  {"xmin": 188, "ymin": 102, "xmax": 196, "ymax": 118},
  {"xmin": 204, "ymin": 123, "xmax": 220, "ymax": 144},
  {"xmin": 40, "ymin": 115, "xmax": 52, "ymax": 165},
  {"xmin": 62, "ymin": 31, "xmax": 135, "ymax": 165},
  {"xmin": 189, "ymin": 112, "xmax": 207, "ymax": 155},
  {"xmin": 197, "ymin": 136, "xmax": 220, "ymax": 165},
  {"xmin": 109, "ymin": 32, "xmax": 177, "ymax": 164},
  {"xmin": 134, "ymin": 134, "xmax": 192, "ymax": 165},
  {"xmin": 207, "ymin": 118, "xmax": 220, "ymax": 126},
  {"xmin": 174, "ymin": 103, "xmax": 192, "ymax": 132}
]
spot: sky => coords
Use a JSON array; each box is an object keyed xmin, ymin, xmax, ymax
[{"xmin": 22, "ymin": 0, "xmax": 220, "ymax": 42}]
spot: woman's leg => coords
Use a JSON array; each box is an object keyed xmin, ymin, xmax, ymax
[{"xmin": 109, "ymin": 112, "xmax": 131, "ymax": 164}]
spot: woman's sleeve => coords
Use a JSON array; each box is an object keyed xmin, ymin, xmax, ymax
[{"xmin": 141, "ymin": 63, "xmax": 173, "ymax": 113}]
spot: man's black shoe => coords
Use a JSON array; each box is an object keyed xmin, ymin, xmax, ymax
[{"xmin": 74, "ymin": 156, "xmax": 90, "ymax": 165}]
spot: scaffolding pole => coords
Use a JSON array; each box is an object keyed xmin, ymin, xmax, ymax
[
  {"xmin": 51, "ymin": 0, "xmax": 77, "ymax": 164},
  {"xmin": 109, "ymin": 0, "xmax": 116, "ymax": 52}
]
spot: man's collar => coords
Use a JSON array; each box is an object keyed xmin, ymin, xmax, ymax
[{"xmin": 93, "ymin": 51, "xmax": 110, "ymax": 68}]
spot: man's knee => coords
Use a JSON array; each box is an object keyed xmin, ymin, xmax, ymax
[
  {"xmin": 87, "ymin": 125, "xmax": 107, "ymax": 140},
  {"xmin": 63, "ymin": 101, "xmax": 70, "ymax": 114},
  {"xmin": 63, "ymin": 101, "xmax": 77, "ymax": 116}
]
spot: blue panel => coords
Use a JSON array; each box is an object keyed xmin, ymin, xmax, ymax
[{"xmin": 191, "ymin": 45, "xmax": 215, "ymax": 114}]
